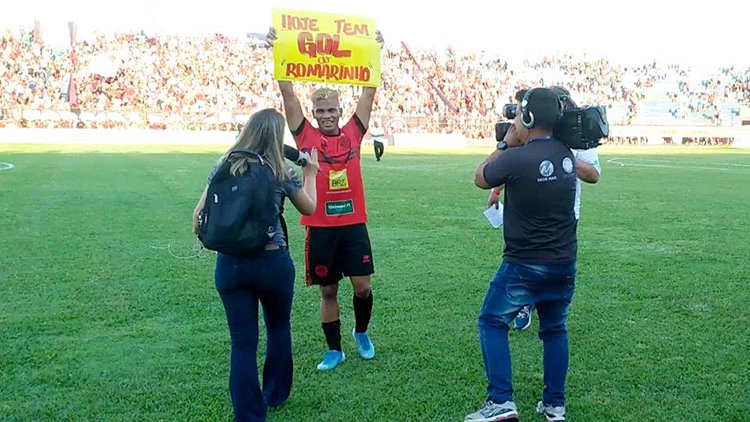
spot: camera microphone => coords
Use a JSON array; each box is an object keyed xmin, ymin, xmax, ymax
[{"xmin": 284, "ymin": 144, "xmax": 309, "ymax": 167}]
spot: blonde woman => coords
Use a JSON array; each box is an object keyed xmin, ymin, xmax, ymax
[{"xmin": 193, "ymin": 108, "xmax": 319, "ymax": 422}]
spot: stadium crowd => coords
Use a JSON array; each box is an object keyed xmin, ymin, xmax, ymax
[{"xmin": 1, "ymin": 27, "xmax": 748, "ymax": 139}]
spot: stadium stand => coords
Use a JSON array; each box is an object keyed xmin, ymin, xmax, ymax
[{"xmin": 1, "ymin": 27, "xmax": 748, "ymax": 141}]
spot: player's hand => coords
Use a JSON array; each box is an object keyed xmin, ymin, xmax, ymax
[
  {"xmin": 265, "ymin": 27, "xmax": 278, "ymax": 48},
  {"xmin": 488, "ymin": 189, "xmax": 500, "ymax": 209},
  {"xmin": 375, "ymin": 30, "xmax": 384, "ymax": 50},
  {"xmin": 302, "ymin": 148, "xmax": 320, "ymax": 177}
]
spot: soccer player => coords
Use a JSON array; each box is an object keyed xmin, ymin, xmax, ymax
[{"xmin": 266, "ymin": 27, "xmax": 385, "ymax": 371}]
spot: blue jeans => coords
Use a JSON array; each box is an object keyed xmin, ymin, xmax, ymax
[
  {"xmin": 215, "ymin": 249, "xmax": 295, "ymax": 422},
  {"xmin": 478, "ymin": 261, "xmax": 576, "ymax": 407}
]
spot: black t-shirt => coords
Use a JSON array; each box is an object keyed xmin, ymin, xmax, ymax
[{"xmin": 483, "ymin": 137, "xmax": 578, "ymax": 265}]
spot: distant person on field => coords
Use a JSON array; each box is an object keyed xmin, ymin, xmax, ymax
[{"xmin": 370, "ymin": 120, "xmax": 386, "ymax": 162}]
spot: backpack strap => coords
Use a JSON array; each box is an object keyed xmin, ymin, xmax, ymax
[{"xmin": 228, "ymin": 149, "xmax": 267, "ymax": 166}]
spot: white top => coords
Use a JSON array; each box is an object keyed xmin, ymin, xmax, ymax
[
  {"xmin": 572, "ymin": 148, "xmax": 602, "ymax": 220},
  {"xmin": 369, "ymin": 127, "xmax": 385, "ymax": 140}
]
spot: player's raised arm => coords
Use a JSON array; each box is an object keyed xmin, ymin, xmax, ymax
[
  {"xmin": 354, "ymin": 30, "xmax": 384, "ymax": 128},
  {"xmin": 278, "ymin": 81, "xmax": 304, "ymax": 134},
  {"xmin": 266, "ymin": 27, "xmax": 304, "ymax": 132}
]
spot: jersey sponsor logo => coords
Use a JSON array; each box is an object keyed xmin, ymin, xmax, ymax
[
  {"xmin": 329, "ymin": 169, "xmax": 349, "ymax": 190},
  {"xmin": 325, "ymin": 199, "xmax": 354, "ymax": 215}
]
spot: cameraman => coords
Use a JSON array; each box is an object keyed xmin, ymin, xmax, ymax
[
  {"xmin": 466, "ymin": 87, "xmax": 577, "ymax": 422},
  {"xmin": 488, "ymin": 87, "xmax": 602, "ymax": 331}
]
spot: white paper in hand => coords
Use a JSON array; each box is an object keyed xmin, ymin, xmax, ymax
[{"xmin": 483, "ymin": 204, "xmax": 504, "ymax": 228}]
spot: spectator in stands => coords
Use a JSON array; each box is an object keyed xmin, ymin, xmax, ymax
[{"xmin": 1, "ymin": 25, "xmax": 748, "ymax": 136}]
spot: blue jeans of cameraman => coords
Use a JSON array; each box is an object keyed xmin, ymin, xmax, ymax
[
  {"xmin": 478, "ymin": 261, "xmax": 576, "ymax": 407},
  {"xmin": 215, "ymin": 248, "xmax": 295, "ymax": 422}
]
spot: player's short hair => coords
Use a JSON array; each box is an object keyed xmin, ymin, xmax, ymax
[{"xmin": 311, "ymin": 88, "xmax": 339, "ymax": 104}]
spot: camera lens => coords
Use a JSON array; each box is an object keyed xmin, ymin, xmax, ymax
[{"xmin": 503, "ymin": 104, "xmax": 517, "ymax": 120}]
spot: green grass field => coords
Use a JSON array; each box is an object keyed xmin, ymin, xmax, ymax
[{"xmin": 1, "ymin": 144, "xmax": 749, "ymax": 422}]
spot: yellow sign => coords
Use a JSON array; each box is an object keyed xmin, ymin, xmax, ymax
[
  {"xmin": 272, "ymin": 8, "xmax": 381, "ymax": 87},
  {"xmin": 329, "ymin": 169, "xmax": 350, "ymax": 190}
]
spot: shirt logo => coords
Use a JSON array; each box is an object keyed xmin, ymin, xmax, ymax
[
  {"xmin": 539, "ymin": 160, "xmax": 555, "ymax": 177},
  {"xmin": 325, "ymin": 200, "xmax": 354, "ymax": 215},
  {"xmin": 329, "ymin": 169, "xmax": 349, "ymax": 190},
  {"xmin": 562, "ymin": 157, "xmax": 574, "ymax": 174}
]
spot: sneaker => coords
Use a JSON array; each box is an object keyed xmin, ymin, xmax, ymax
[
  {"xmin": 464, "ymin": 400, "xmax": 519, "ymax": 422},
  {"xmin": 536, "ymin": 401, "xmax": 566, "ymax": 421},
  {"xmin": 316, "ymin": 350, "xmax": 345, "ymax": 371},
  {"xmin": 352, "ymin": 328, "xmax": 375, "ymax": 360},
  {"xmin": 514, "ymin": 304, "xmax": 534, "ymax": 330}
]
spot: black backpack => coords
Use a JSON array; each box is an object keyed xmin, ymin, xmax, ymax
[{"xmin": 197, "ymin": 150, "xmax": 278, "ymax": 256}]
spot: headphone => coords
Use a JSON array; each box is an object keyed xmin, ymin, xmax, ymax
[{"xmin": 520, "ymin": 88, "xmax": 564, "ymax": 129}]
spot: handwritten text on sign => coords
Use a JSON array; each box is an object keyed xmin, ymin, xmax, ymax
[{"xmin": 272, "ymin": 9, "xmax": 381, "ymax": 87}]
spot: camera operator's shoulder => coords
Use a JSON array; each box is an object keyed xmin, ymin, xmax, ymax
[
  {"xmin": 504, "ymin": 145, "xmax": 538, "ymax": 168},
  {"xmin": 513, "ymin": 143, "xmax": 543, "ymax": 157}
]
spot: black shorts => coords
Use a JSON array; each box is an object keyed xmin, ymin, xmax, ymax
[{"xmin": 304, "ymin": 223, "xmax": 374, "ymax": 286}]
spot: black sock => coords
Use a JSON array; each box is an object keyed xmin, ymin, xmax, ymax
[
  {"xmin": 353, "ymin": 291, "xmax": 373, "ymax": 333},
  {"xmin": 322, "ymin": 320, "xmax": 342, "ymax": 351}
]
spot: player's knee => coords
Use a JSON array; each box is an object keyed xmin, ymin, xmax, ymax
[
  {"xmin": 355, "ymin": 287, "xmax": 371, "ymax": 298},
  {"xmin": 352, "ymin": 280, "xmax": 372, "ymax": 298},
  {"xmin": 320, "ymin": 284, "xmax": 338, "ymax": 301}
]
